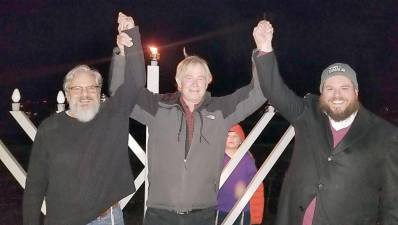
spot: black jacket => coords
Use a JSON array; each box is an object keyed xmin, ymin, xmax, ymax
[{"xmin": 254, "ymin": 52, "xmax": 398, "ymax": 225}]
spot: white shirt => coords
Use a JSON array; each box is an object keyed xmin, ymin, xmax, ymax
[{"xmin": 328, "ymin": 111, "xmax": 358, "ymax": 131}]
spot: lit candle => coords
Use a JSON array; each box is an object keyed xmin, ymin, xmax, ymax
[
  {"xmin": 147, "ymin": 46, "xmax": 159, "ymax": 93},
  {"xmin": 145, "ymin": 45, "xmax": 160, "ymax": 213},
  {"xmin": 149, "ymin": 46, "xmax": 160, "ymax": 65}
]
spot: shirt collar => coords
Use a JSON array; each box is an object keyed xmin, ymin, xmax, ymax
[
  {"xmin": 179, "ymin": 96, "xmax": 201, "ymax": 112},
  {"xmin": 328, "ymin": 111, "xmax": 357, "ymax": 131}
]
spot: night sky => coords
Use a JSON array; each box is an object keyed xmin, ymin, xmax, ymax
[{"xmin": 1, "ymin": 0, "xmax": 397, "ymax": 136}]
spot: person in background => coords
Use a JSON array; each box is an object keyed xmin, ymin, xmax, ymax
[{"xmin": 216, "ymin": 124, "xmax": 264, "ymax": 225}]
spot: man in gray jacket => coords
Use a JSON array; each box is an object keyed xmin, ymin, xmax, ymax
[{"xmin": 111, "ymin": 19, "xmax": 270, "ymax": 225}]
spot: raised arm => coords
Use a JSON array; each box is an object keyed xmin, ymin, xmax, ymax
[
  {"xmin": 109, "ymin": 13, "xmax": 160, "ymax": 126},
  {"xmin": 212, "ymin": 24, "xmax": 271, "ymax": 128},
  {"xmin": 252, "ymin": 20, "xmax": 305, "ymax": 123},
  {"xmin": 216, "ymin": 58, "xmax": 266, "ymax": 129},
  {"xmin": 109, "ymin": 13, "xmax": 146, "ymax": 114}
]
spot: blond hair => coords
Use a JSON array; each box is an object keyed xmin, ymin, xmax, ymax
[{"xmin": 175, "ymin": 56, "xmax": 212, "ymax": 83}]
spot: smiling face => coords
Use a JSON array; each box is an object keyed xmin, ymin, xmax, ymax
[
  {"xmin": 177, "ymin": 64, "xmax": 210, "ymax": 106},
  {"xmin": 175, "ymin": 56, "xmax": 212, "ymax": 109},
  {"xmin": 65, "ymin": 70, "xmax": 101, "ymax": 122},
  {"xmin": 319, "ymin": 74, "xmax": 359, "ymax": 121}
]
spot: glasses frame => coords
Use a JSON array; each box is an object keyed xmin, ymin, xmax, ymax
[{"xmin": 67, "ymin": 85, "xmax": 100, "ymax": 95}]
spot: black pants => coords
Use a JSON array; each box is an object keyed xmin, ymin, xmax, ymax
[{"xmin": 144, "ymin": 207, "xmax": 216, "ymax": 225}]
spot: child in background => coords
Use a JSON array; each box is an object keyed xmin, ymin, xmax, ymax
[{"xmin": 216, "ymin": 125, "xmax": 265, "ymax": 225}]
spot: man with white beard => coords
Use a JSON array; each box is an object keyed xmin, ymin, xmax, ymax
[
  {"xmin": 23, "ymin": 13, "xmax": 144, "ymax": 225},
  {"xmin": 252, "ymin": 20, "xmax": 398, "ymax": 225},
  {"xmin": 63, "ymin": 65, "xmax": 102, "ymax": 122}
]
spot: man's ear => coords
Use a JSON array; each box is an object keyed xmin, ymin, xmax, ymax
[
  {"xmin": 175, "ymin": 77, "xmax": 182, "ymax": 91},
  {"xmin": 65, "ymin": 91, "xmax": 71, "ymax": 103},
  {"xmin": 207, "ymin": 77, "xmax": 212, "ymax": 85},
  {"xmin": 207, "ymin": 74, "xmax": 213, "ymax": 85}
]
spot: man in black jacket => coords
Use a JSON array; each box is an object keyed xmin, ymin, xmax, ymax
[{"xmin": 252, "ymin": 20, "xmax": 398, "ymax": 225}]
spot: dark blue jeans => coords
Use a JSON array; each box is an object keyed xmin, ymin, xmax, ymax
[{"xmin": 86, "ymin": 206, "xmax": 124, "ymax": 225}]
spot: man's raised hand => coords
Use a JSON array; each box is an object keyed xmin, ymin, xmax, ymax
[
  {"xmin": 117, "ymin": 12, "xmax": 135, "ymax": 34},
  {"xmin": 116, "ymin": 12, "xmax": 134, "ymax": 56},
  {"xmin": 253, "ymin": 20, "xmax": 274, "ymax": 52}
]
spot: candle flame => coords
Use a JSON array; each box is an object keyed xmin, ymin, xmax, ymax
[{"xmin": 149, "ymin": 47, "xmax": 158, "ymax": 55}]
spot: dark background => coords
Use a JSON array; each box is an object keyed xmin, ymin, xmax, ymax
[{"xmin": 1, "ymin": 1, "xmax": 397, "ymax": 224}]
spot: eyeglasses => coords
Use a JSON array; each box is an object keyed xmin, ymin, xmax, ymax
[{"xmin": 68, "ymin": 85, "xmax": 100, "ymax": 94}]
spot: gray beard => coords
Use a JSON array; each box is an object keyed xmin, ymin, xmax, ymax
[
  {"xmin": 69, "ymin": 100, "xmax": 100, "ymax": 122},
  {"xmin": 319, "ymin": 97, "xmax": 360, "ymax": 121}
]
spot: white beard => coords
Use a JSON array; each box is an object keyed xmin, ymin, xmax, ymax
[{"xmin": 69, "ymin": 98, "xmax": 100, "ymax": 122}]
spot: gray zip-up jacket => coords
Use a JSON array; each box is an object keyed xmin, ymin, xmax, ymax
[{"xmin": 110, "ymin": 44, "xmax": 266, "ymax": 211}]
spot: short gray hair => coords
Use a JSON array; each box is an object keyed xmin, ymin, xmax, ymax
[
  {"xmin": 63, "ymin": 65, "xmax": 103, "ymax": 92},
  {"xmin": 175, "ymin": 56, "xmax": 212, "ymax": 83}
]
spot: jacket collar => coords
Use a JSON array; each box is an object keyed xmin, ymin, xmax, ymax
[
  {"xmin": 329, "ymin": 111, "xmax": 357, "ymax": 130},
  {"xmin": 159, "ymin": 91, "xmax": 212, "ymax": 110},
  {"xmin": 320, "ymin": 109, "xmax": 334, "ymax": 153},
  {"xmin": 332, "ymin": 105, "xmax": 372, "ymax": 153}
]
